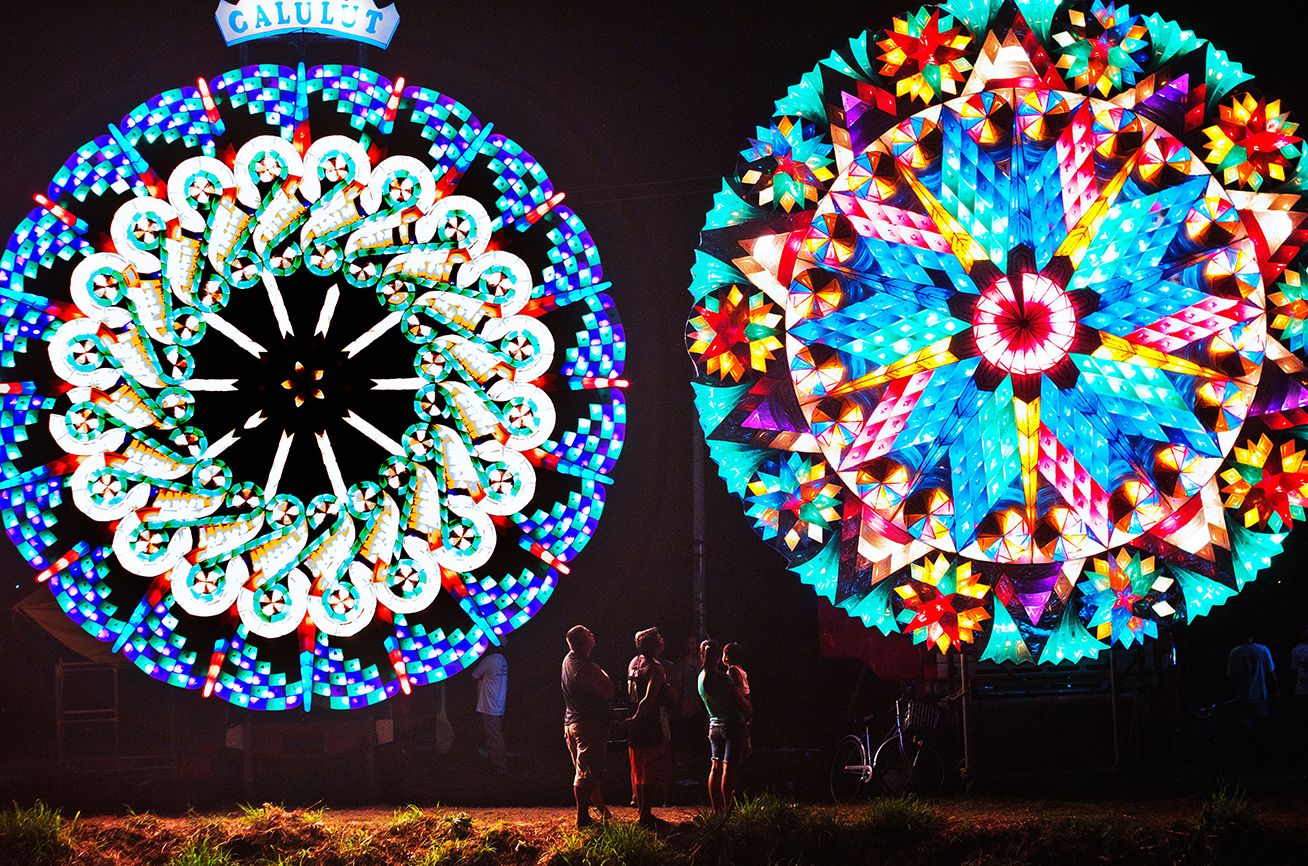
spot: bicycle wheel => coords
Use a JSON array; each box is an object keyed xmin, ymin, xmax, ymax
[
  {"xmin": 829, "ymin": 735, "xmax": 870, "ymax": 803},
  {"xmin": 872, "ymin": 735, "xmax": 945, "ymax": 795}
]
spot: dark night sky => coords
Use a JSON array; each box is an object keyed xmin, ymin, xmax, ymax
[{"xmin": 1, "ymin": 0, "xmax": 1306, "ymax": 772}]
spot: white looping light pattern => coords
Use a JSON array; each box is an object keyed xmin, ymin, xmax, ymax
[
  {"xmin": 1, "ymin": 64, "xmax": 625, "ymax": 712},
  {"xmin": 47, "ymin": 132, "xmax": 554, "ymax": 640}
]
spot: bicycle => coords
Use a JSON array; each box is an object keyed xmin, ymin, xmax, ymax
[
  {"xmin": 1192, "ymin": 701, "xmax": 1236, "ymax": 791},
  {"xmin": 829, "ymin": 696, "xmax": 946, "ymax": 802}
]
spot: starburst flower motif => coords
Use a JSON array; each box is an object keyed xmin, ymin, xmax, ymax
[
  {"xmin": 690, "ymin": 0, "xmax": 1308, "ymax": 665},
  {"xmin": 895, "ymin": 554, "xmax": 991, "ymax": 652},
  {"xmin": 1270, "ymin": 267, "xmax": 1308, "ymax": 354},
  {"xmin": 737, "ymin": 117, "xmax": 836, "ymax": 212},
  {"xmin": 1221, "ymin": 435, "xmax": 1308, "ymax": 531},
  {"xmin": 1080, "ymin": 551, "xmax": 1174, "ymax": 647},
  {"xmin": 687, "ymin": 285, "xmax": 783, "ymax": 381},
  {"xmin": 1203, "ymin": 93, "xmax": 1303, "ymax": 190},
  {"xmin": 876, "ymin": 7, "xmax": 974, "ymax": 104},
  {"xmin": 1052, "ymin": 1, "xmax": 1151, "ymax": 96},
  {"xmin": 745, "ymin": 454, "xmax": 843, "ymax": 551}
]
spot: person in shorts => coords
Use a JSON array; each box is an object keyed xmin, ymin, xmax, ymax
[
  {"xmin": 722, "ymin": 641, "xmax": 753, "ymax": 762},
  {"xmin": 698, "ymin": 638, "xmax": 752, "ymax": 816},
  {"xmin": 625, "ymin": 627, "xmax": 673, "ymax": 828},
  {"xmin": 562, "ymin": 625, "xmax": 614, "ymax": 828}
]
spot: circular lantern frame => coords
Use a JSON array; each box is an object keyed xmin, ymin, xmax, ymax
[
  {"xmin": 0, "ymin": 63, "xmax": 626, "ymax": 710},
  {"xmin": 688, "ymin": 0, "xmax": 1308, "ymax": 664}
]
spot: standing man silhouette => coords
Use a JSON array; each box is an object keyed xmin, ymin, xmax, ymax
[
  {"xmin": 470, "ymin": 641, "xmax": 509, "ymax": 775},
  {"xmin": 562, "ymin": 625, "xmax": 614, "ymax": 828}
]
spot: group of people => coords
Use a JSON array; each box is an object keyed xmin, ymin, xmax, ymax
[
  {"xmin": 561, "ymin": 625, "xmax": 753, "ymax": 829},
  {"xmin": 1229, "ymin": 628, "xmax": 1308, "ymax": 717},
  {"xmin": 1227, "ymin": 628, "xmax": 1308, "ymax": 766}
]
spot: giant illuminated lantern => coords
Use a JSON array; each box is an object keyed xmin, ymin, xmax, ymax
[
  {"xmin": 689, "ymin": 0, "xmax": 1307, "ymax": 663},
  {"xmin": 0, "ymin": 64, "xmax": 625, "ymax": 708}
]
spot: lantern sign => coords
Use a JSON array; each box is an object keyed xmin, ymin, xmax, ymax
[{"xmin": 215, "ymin": 0, "xmax": 400, "ymax": 49}]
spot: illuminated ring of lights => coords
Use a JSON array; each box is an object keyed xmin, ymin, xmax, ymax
[
  {"xmin": 688, "ymin": 0, "xmax": 1308, "ymax": 664},
  {"xmin": 1, "ymin": 65, "xmax": 626, "ymax": 710},
  {"xmin": 56, "ymin": 140, "xmax": 554, "ymax": 634}
]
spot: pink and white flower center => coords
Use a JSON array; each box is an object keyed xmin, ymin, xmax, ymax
[{"xmin": 971, "ymin": 273, "xmax": 1077, "ymax": 377}]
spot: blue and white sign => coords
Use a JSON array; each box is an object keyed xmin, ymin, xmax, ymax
[{"xmin": 216, "ymin": 0, "xmax": 400, "ymax": 49}]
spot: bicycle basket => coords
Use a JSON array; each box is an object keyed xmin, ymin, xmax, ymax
[{"xmin": 902, "ymin": 699, "xmax": 943, "ymax": 733}]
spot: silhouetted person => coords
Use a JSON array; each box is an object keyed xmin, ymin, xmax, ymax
[
  {"xmin": 1293, "ymin": 627, "xmax": 1308, "ymax": 765},
  {"xmin": 698, "ymin": 638, "xmax": 751, "ymax": 816},
  {"xmin": 626, "ymin": 627, "xmax": 672, "ymax": 828},
  {"xmin": 657, "ymin": 643, "xmax": 680, "ymax": 807},
  {"xmin": 673, "ymin": 635, "xmax": 705, "ymax": 773},
  {"xmin": 723, "ymin": 641, "xmax": 753, "ymax": 762},
  {"xmin": 469, "ymin": 642, "xmax": 508, "ymax": 774},
  {"xmin": 562, "ymin": 625, "xmax": 614, "ymax": 828},
  {"xmin": 723, "ymin": 642, "xmax": 751, "ymax": 699},
  {"xmin": 1229, "ymin": 632, "xmax": 1278, "ymax": 763}
]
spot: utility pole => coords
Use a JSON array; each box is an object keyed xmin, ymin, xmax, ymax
[{"xmin": 691, "ymin": 419, "xmax": 707, "ymax": 638}]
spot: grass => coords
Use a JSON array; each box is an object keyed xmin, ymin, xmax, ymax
[
  {"xmin": 10, "ymin": 796, "xmax": 1306, "ymax": 865},
  {"xmin": 167, "ymin": 838, "xmax": 235, "ymax": 866},
  {"xmin": 236, "ymin": 802, "xmax": 327, "ymax": 830},
  {"xmin": 389, "ymin": 803, "xmax": 427, "ymax": 829},
  {"xmin": 688, "ymin": 793, "xmax": 834, "ymax": 866},
  {"xmin": 550, "ymin": 820, "xmax": 677, "ymax": 866},
  {"xmin": 324, "ymin": 827, "xmax": 378, "ymax": 864},
  {"xmin": 0, "ymin": 800, "xmax": 75, "ymax": 866},
  {"xmin": 411, "ymin": 817, "xmax": 535, "ymax": 866},
  {"xmin": 1196, "ymin": 786, "xmax": 1252, "ymax": 836},
  {"xmin": 1185, "ymin": 786, "xmax": 1257, "ymax": 866},
  {"xmin": 861, "ymin": 794, "xmax": 940, "ymax": 837}
]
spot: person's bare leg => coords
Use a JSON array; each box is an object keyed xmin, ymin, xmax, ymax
[
  {"xmin": 721, "ymin": 761, "xmax": 737, "ymax": 817},
  {"xmin": 591, "ymin": 783, "xmax": 612, "ymax": 820},
  {"xmin": 707, "ymin": 760, "xmax": 724, "ymax": 814},
  {"xmin": 628, "ymin": 750, "xmax": 639, "ymax": 808},
  {"xmin": 637, "ymin": 783, "xmax": 660, "ymax": 826},
  {"xmin": 575, "ymin": 781, "xmax": 593, "ymax": 828}
]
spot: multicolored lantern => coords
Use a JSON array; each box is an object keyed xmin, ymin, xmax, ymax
[
  {"xmin": 688, "ymin": 0, "xmax": 1306, "ymax": 663},
  {"xmin": 0, "ymin": 64, "xmax": 625, "ymax": 709}
]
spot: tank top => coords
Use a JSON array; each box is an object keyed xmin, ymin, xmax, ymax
[
  {"xmin": 627, "ymin": 654, "xmax": 668, "ymax": 747},
  {"xmin": 698, "ymin": 666, "xmax": 746, "ymax": 726},
  {"xmin": 561, "ymin": 652, "xmax": 611, "ymax": 725}
]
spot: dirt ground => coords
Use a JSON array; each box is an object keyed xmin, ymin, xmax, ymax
[
  {"xmin": 75, "ymin": 798, "xmax": 1308, "ymax": 833},
  {"xmin": 22, "ymin": 796, "xmax": 1306, "ymax": 866}
]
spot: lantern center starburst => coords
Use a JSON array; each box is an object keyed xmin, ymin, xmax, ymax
[
  {"xmin": 971, "ymin": 273, "xmax": 1078, "ymax": 379},
  {"xmin": 690, "ymin": 1, "xmax": 1308, "ymax": 666},
  {"xmin": 279, "ymin": 361, "xmax": 327, "ymax": 408},
  {"xmin": 786, "ymin": 89, "xmax": 1265, "ymax": 563}
]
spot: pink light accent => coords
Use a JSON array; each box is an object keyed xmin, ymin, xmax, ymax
[
  {"xmin": 842, "ymin": 370, "xmax": 932, "ymax": 468},
  {"xmin": 384, "ymin": 77, "xmax": 406, "ymax": 125},
  {"xmin": 196, "ymin": 77, "xmax": 220, "ymax": 122},
  {"xmin": 1037, "ymin": 424, "xmax": 1112, "ymax": 543},
  {"xmin": 33, "ymin": 193, "xmax": 82, "ymax": 230},
  {"xmin": 1127, "ymin": 295, "xmax": 1258, "ymax": 353},
  {"xmin": 34, "ymin": 546, "xmax": 82, "ymax": 583},
  {"xmin": 972, "ymin": 274, "xmax": 1078, "ymax": 376}
]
